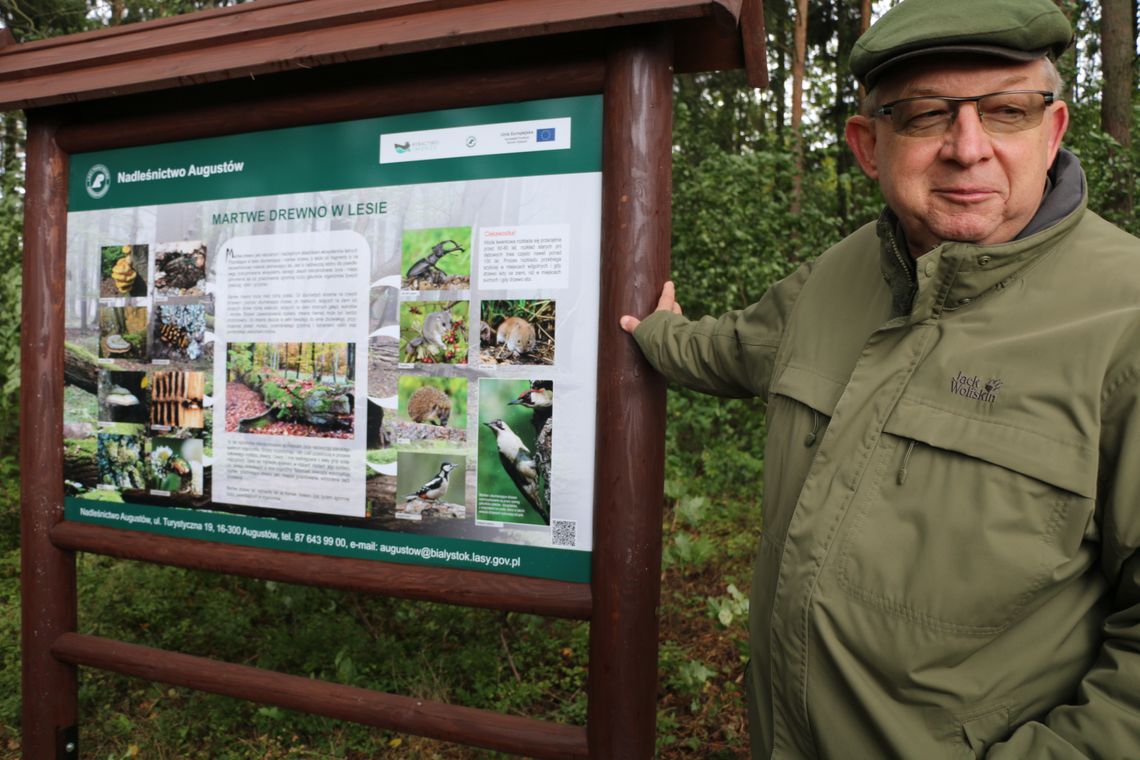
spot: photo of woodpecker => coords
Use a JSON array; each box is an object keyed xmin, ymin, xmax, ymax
[
  {"xmin": 400, "ymin": 227, "xmax": 472, "ymax": 291},
  {"xmin": 476, "ymin": 379, "xmax": 553, "ymax": 525},
  {"xmin": 396, "ymin": 452, "xmax": 467, "ymax": 518},
  {"xmin": 478, "ymin": 299, "xmax": 555, "ymax": 366}
]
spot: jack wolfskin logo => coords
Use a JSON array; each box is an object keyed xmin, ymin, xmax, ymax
[{"xmin": 950, "ymin": 372, "xmax": 1002, "ymax": 403}]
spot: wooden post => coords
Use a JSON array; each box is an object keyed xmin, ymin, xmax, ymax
[
  {"xmin": 589, "ymin": 25, "xmax": 673, "ymax": 759},
  {"xmin": 21, "ymin": 114, "xmax": 78, "ymax": 759}
]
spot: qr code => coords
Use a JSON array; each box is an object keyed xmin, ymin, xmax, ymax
[{"xmin": 551, "ymin": 519, "xmax": 577, "ymax": 547}]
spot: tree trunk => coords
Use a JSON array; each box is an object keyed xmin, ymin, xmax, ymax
[
  {"xmin": 1102, "ymin": 0, "xmax": 1134, "ymax": 215},
  {"xmin": 858, "ymin": 0, "xmax": 872, "ymax": 106},
  {"xmin": 790, "ymin": 0, "xmax": 808, "ymax": 215}
]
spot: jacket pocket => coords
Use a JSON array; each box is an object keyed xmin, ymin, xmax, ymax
[
  {"xmin": 836, "ymin": 398, "xmax": 1098, "ymax": 635},
  {"xmin": 960, "ymin": 704, "xmax": 1010, "ymax": 757}
]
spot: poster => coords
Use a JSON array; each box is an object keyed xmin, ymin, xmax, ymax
[{"xmin": 61, "ymin": 96, "xmax": 602, "ymax": 582}]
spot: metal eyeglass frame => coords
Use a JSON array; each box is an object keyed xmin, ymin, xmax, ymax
[{"xmin": 871, "ymin": 90, "xmax": 1056, "ymax": 135}]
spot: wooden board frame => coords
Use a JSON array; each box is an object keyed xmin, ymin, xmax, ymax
[{"xmin": 21, "ymin": 25, "xmax": 674, "ymax": 760}]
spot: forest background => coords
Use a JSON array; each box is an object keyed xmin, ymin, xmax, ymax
[{"xmin": 0, "ymin": 0, "xmax": 1137, "ymax": 757}]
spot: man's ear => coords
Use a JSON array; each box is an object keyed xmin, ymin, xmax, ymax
[
  {"xmin": 1046, "ymin": 99, "xmax": 1069, "ymax": 165},
  {"xmin": 846, "ymin": 115, "xmax": 880, "ymax": 180}
]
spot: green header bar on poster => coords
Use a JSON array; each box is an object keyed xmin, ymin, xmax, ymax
[
  {"xmin": 65, "ymin": 499, "xmax": 591, "ymax": 583},
  {"xmin": 68, "ymin": 95, "xmax": 603, "ymax": 211}
]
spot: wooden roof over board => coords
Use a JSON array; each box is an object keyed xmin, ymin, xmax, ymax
[{"xmin": 0, "ymin": 0, "xmax": 767, "ymax": 112}]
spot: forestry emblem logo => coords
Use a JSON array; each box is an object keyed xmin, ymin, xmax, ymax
[{"xmin": 85, "ymin": 164, "xmax": 111, "ymax": 199}]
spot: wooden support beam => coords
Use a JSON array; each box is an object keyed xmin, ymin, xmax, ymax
[
  {"xmin": 741, "ymin": 0, "xmax": 770, "ymax": 88},
  {"xmin": 21, "ymin": 114, "xmax": 76, "ymax": 759},
  {"xmin": 588, "ymin": 25, "xmax": 673, "ymax": 759},
  {"xmin": 55, "ymin": 51, "xmax": 606, "ymax": 153},
  {"xmin": 52, "ymin": 522, "xmax": 592, "ymax": 619},
  {"xmin": 52, "ymin": 633, "xmax": 589, "ymax": 759}
]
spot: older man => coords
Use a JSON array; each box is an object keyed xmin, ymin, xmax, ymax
[{"xmin": 622, "ymin": 0, "xmax": 1140, "ymax": 756}]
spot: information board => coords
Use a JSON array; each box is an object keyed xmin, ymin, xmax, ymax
[{"xmin": 61, "ymin": 96, "xmax": 602, "ymax": 582}]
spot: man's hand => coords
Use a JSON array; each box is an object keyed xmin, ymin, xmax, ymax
[{"xmin": 620, "ymin": 280, "xmax": 683, "ymax": 333}]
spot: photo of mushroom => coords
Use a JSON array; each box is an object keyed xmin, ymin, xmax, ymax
[
  {"xmin": 149, "ymin": 370, "xmax": 207, "ymax": 429},
  {"xmin": 401, "ymin": 227, "xmax": 472, "ymax": 291},
  {"xmin": 97, "ymin": 370, "xmax": 148, "ymax": 425},
  {"xmin": 476, "ymin": 378, "xmax": 553, "ymax": 526},
  {"xmin": 99, "ymin": 244, "xmax": 148, "ymax": 298},
  {"xmin": 152, "ymin": 303, "xmax": 207, "ymax": 361},
  {"xmin": 99, "ymin": 305, "xmax": 149, "ymax": 360},
  {"xmin": 399, "ymin": 301, "xmax": 469, "ymax": 365},
  {"xmin": 479, "ymin": 300, "xmax": 555, "ymax": 366},
  {"xmin": 154, "ymin": 240, "xmax": 207, "ymax": 296}
]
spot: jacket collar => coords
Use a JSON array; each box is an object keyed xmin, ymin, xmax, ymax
[{"xmin": 879, "ymin": 148, "xmax": 1088, "ymax": 321}]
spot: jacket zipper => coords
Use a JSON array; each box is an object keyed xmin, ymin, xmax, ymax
[{"xmin": 897, "ymin": 439, "xmax": 917, "ymax": 485}]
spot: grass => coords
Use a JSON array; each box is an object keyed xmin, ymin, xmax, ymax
[{"xmin": 0, "ymin": 401, "xmax": 763, "ymax": 759}]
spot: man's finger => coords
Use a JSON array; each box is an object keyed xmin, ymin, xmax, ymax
[
  {"xmin": 657, "ymin": 280, "xmax": 676, "ymax": 311},
  {"xmin": 620, "ymin": 315, "xmax": 640, "ymax": 333}
]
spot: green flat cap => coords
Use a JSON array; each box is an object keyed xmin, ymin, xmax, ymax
[{"xmin": 851, "ymin": 0, "xmax": 1072, "ymax": 90}]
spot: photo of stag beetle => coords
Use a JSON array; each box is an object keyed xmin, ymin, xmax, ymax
[{"xmin": 405, "ymin": 239, "xmax": 465, "ymax": 287}]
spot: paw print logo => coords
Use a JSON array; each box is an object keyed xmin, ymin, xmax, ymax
[{"xmin": 984, "ymin": 378, "xmax": 1003, "ymax": 394}]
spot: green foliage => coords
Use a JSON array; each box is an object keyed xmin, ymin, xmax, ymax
[
  {"xmin": 707, "ymin": 583, "xmax": 750, "ymax": 629},
  {"xmin": 32, "ymin": 560, "xmax": 589, "ymax": 758},
  {"xmin": 226, "ymin": 342, "xmax": 253, "ymax": 380}
]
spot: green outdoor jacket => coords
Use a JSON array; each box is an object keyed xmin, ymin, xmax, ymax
[{"xmin": 634, "ymin": 158, "xmax": 1140, "ymax": 758}]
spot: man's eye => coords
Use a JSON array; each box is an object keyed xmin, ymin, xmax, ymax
[
  {"xmin": 984, "ymin": 105, "xmax": 1029, "ymax": 122},
  {"xmin": 903, "ymin": 108, "xmax": 950, "ymax": 127}
]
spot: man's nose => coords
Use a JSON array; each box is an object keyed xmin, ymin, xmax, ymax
[{"xmin": 940, "ymin": 103, "xmax": 994, "ymax": 165}]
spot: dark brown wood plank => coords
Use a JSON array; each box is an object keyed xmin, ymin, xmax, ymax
[
  {"xmin": 587, "ymin": 26, "xmax": 673, "ymax": 759},
  {"xmin": 55, "ymin": 50, "xmax": 606, "ymax": 153},
  {"xmin": 51, "ymin": 522, "xmax": 593, "ymax": 619},
  {"xmin": 21, "ymin": 115, "xmax": 77, "ymax": 759},
  {"xmin": 741, "ymin": 0, "xmax": 769, "ymax": 87},
  {"xmin": 52, "ymin": 633, "xmax": 589, "ymax": 759},
  {"xmin": 0, "ymin": 0, "xmax": 739, "ymax": 110}
]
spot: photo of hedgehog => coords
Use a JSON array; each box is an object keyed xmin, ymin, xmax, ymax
[{"xmin": 395, "ymin": 375, "xmax": 467, "ymax": 444}]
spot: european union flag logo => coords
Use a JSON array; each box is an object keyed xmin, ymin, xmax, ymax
[{"xmin": 536, "ymin": 128, "xmax": 556, "ymax": 143}]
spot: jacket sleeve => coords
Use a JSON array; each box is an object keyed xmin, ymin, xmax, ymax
[
  {"xmin": 631, "ymin": 262, "xmax": 812, "ymax": 400},
  {"xmin": 987, "ymin": 366, "xmax": 1140, "ymax": 759}
]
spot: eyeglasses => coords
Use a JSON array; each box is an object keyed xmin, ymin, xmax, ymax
[{"xmin": 872, "ymin": 90, "xmax": 1055, "ymax": 137}]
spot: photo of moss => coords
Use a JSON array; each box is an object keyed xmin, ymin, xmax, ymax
[
  {"xmin": 96, "ymin": 430, "xmax": 147, "ymax": 491},
  {"xmin": 401, "ymin": 227, "xmax": 472, "ymax": 291}
]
